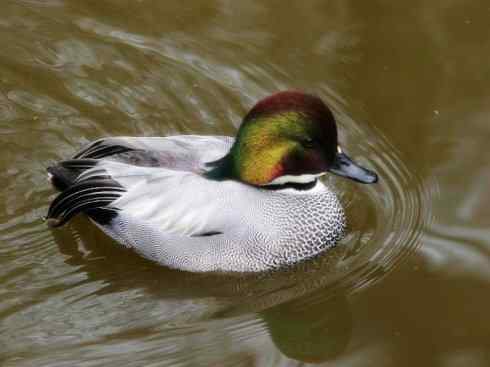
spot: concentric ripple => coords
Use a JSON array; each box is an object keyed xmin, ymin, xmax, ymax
[
  {"xmin": 326, "ymin": 111, "xmax": 432, "ymax": 293},
  {"xmin": 0, "ymin": 1, "xmax": 437, "ymax": 366}
]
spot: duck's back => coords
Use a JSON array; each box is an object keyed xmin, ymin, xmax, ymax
[
  {"xmin": 76, "ymin": 135, "xmax": 234, "ymax": 173},
  {"xmin": 48, "ymin": 135, "xmax": 233, "ymax": 192}
]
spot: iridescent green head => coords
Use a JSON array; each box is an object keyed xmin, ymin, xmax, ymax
[{"xmin": 208, "ymin": 91, "xmax": 377, "ymax": 186}]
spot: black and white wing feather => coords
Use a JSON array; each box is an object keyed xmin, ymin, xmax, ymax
[
  {"xmin": 47, "ymin": 135, "xmax": 234, "ymax": 228},
  {"xmin": 74, "ymin": 135, "xmax": 233, "ymax": 172},
  {"xmin": 46, "ymin": 160, "xmax": 126, "ymax": 227}
]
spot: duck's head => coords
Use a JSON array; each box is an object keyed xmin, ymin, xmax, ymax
[{"xmin": 210, "ymin": 91, "xmax": 378, "ymax": 186}]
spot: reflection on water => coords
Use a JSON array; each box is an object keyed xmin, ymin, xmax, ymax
[
  {"xmin": 1, "ymin": 1, "xmax": 490, "ymax": 366},
  {"xmin": 263, "ymin": 295, "xmax": 352, "ymax": 363}
]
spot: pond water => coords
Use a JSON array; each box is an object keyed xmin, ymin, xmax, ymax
[{"xmin": 1, "ymin": 1, "xmax": 489, "ymax": 366}]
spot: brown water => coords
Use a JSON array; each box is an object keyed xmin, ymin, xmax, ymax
[{"xmin": 1, "ymin": 1, "xmax": 489, "ymax": 366}]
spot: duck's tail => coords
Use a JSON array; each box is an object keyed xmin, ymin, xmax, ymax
[
  {"xmin": 46, "ymin": 159, "xmax": 125, "ymax": 228},
  {"xmin": 47, "ymin": 164, "xmax": 79, "ymax": 191},
  {"xmin": 46, "ymin": 138, "xmax": 140, "ymax": 227}
]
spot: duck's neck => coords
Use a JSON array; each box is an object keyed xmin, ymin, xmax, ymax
[
  {"xmin": 205, "ymin": 153, "xmax": 321, "ymax": 191},
  {"xmin": 205, "ymin": 152, "xmax": 236, "ymax": 181}
]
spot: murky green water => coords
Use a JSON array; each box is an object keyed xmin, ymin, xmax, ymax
[{"xmin": 1, "ymin": 1, "xmax": 489, "ymax": 366}]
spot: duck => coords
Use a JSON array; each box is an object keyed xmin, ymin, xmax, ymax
[{"xmin": 46, "ymin": 91, "xmax": 377, "ymax": 272}]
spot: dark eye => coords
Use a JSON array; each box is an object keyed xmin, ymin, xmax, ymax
[{"xmin": 302, "ymin": 138, "xmax": 316, "ymax": 149}]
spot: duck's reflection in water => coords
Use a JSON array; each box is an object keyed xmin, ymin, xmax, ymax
[
  {"xmin": 51, "ymin": 216, "xmax": 360, "ymax": 363},
  {"xmin": 262, "ymin": 293, "xmax": 352, "ymax": 363}
]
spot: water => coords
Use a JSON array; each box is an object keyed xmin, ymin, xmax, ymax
[{"xmin": 1, "ymin": 1, "xmax": 489, "ymax": 366}]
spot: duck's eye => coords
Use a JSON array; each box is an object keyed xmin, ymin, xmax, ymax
[{"xmin": 302, "ymin": 139, "xmax": 316, "ymax": 149}]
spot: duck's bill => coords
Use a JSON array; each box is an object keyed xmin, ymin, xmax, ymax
[{"xmin": 327, "ymin": 151, "xmax": 378, "ymax": 184}]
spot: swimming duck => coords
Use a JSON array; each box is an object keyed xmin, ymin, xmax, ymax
[{"xmin": 46, "ymin": 91, "xmax": 377, "ymax": 272}]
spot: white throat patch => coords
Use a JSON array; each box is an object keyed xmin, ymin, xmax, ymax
[{"xmin": 265, "ymin": 173, "xmax": 325, "ymax": 186}]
